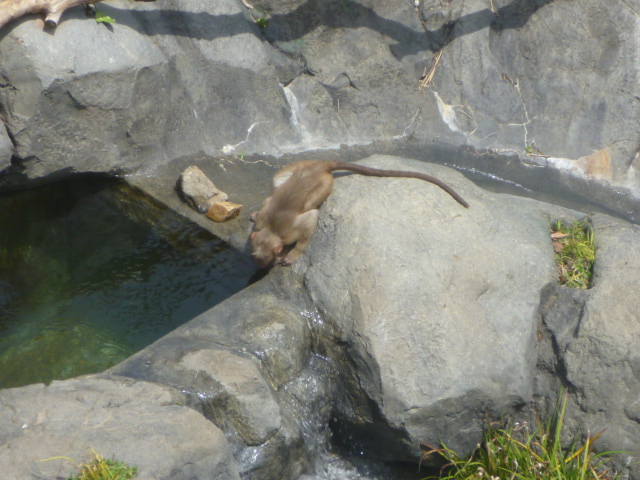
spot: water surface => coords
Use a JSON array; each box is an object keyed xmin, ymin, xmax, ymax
[{"xmin": 0, "ymin": 176, "xmax": 255, "ymax": 389}]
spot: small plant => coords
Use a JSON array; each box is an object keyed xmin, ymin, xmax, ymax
[
  {"xmin": 525, "ymin": 143, "xmax": 549, "ymax": 158},
  {"xmin": 65, "ymin": 452, "xmax": 137, "ymax": 480},
  {"xmin": 94, "ymin": 9, "xmax": 116, "ymax": 24},
  {"xmin": 255, "ymin": 17, "xmax": 269, "ymax": 29},
  {"xmin": 421, "ymin": 393, "xmax": 623, "ymax": 480},
  {"xmin": 551, "ymin": 220, "xmax": 595, "ymax": 289}
]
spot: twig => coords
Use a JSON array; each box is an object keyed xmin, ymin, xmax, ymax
[{"xmin": 419, "ymin": 49, "xmax": 443, "ymax": 90}]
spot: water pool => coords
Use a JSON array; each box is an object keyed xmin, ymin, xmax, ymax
[{"xmin": 0, "ymin": 176, "xmax": 256, "ymax": 388}]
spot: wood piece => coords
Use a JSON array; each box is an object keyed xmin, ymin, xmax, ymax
[{"xmin": 206, "ymin": 201, "xmax": 243, "ymax": 222}]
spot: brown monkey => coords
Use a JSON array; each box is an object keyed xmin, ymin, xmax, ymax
[{"xmin": 250, "ymin": 160, "xmax": 468, "ymax": 267}]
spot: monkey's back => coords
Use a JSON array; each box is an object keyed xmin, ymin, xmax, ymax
[{"xmin": 269, "ymin": 161, "xmax": 335, "ymax": 216}]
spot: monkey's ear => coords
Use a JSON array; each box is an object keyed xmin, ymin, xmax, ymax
[
  {"xmin": 250, "ymin": 231, "xmax": 257, "ymax": 240},
  {"xmin": 274, "ymin": 244, "xmax": 283, "ymax": 254}
]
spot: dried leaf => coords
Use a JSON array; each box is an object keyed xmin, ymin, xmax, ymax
[
  {"xmin": 551, "ymin": 231, "xmax": 570, "ymax": 239},
  {"xmin": 553, "ymin": 241, "xmax": 564, "ymax": 253}
]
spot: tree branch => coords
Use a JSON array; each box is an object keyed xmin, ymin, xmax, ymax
[{"xmin": 0, "ymin": 0, "xmax": 155, "ymax": 30}]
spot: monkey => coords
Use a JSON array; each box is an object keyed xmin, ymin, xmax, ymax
[{"xmin": 249, "ymin": 160, "xmax": 469, "ymax": 268}]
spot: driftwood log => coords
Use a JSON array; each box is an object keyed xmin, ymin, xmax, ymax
[{"xmin": 0, "ymin": 0, "xmax": 156, "ymax": 30}]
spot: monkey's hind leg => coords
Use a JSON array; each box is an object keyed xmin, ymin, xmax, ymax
[
  {"xmin": 280, "ymin": 209, "xmax": 320, "ymax": 265},
  {"xmin": 301, "ymin": 173, "xmax": 334, "ymax": 212}
]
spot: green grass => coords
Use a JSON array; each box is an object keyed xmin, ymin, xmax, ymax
[
  {"xmin": 421, "ymin": 393, "xmax": 622, "ymax": 480},
  {"xmin": 551, "ymin": 220, "xmax": 595, "ymax": 289},
  {"xmin": 65, "ymin": 452, "xmax": 137, "ymax": 480}
]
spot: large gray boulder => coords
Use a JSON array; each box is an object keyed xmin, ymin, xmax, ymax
[
  {"xmin": 0, "ymin": 0, "xmax": 299, "ymax": 183},
  {"xmin": 300, "ymin": 155, "xmax": 557, "ymax": 459},
  {"xmin": 0, "ymin": 375, "xmax": 240, "ymax": 480}
]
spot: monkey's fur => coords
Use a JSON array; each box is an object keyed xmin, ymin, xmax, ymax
[{"xmin": 250, "ymin": 160, "xmax": 468, "ymax": 267}]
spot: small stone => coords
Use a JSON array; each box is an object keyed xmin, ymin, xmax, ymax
[
  {"xmin": 206, "ymin": 201, "xmax": 243, "ymax": 222},
  {"xmin": 177, "ymin": 166, "xmax": 228, "ymax": 213}
]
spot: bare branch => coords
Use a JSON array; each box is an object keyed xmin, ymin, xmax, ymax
[{"xmin": 0, "ymin": 0, "xmax": 155, "ymax": 30}]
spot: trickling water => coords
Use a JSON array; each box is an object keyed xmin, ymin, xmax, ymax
[
  {"xmin": 0, "ymin": 175, "xmax": 256, "ymax": 389},
  {"xmin": 283, "ymin": 84, "xmax": 307, "ymax": 137},
  {"xmin": 278, "ymin": 308, "xmax": 423, "ymax": 480},
  {"xmin": 281, "ymin": 354, "xmax": 423, "ymax": 480},
  {"xmin": 300, "ymin": 455, "xmax": 422, "ymax": 480}
]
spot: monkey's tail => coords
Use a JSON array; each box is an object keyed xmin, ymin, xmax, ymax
[{"xmin": 330, "ymin": 161, "xmax": 470, "ymax": 208}]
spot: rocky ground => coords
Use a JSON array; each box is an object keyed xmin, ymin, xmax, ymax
[{"xmin": 1, "ymin": 0, "xmax": 640, "ymax": 479}]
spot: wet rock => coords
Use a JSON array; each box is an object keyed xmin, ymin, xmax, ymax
[
  {"xmin": 177, "ymin": 165, "xmax": 228, "ymax": 213},
  {"xmin": 0, "ymin": 124, "xmax": 11, "ymax": 172},
  {"xmin": 0, "ymin": 375, "xmax": 240, "ymax": 480},
  {"xmin": 180, "ymin": 348, "xmax": 282, "ymax": 446},
  {"xmin": 109, "ymin": 281, "xmax": 313, "ymax": 479}
]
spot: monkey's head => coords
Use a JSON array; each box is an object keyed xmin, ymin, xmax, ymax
[{"xmin": 250, "ymin": 228, "xmax": 283, "ymax": 268}]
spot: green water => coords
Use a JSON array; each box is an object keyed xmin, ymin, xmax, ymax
[{"xmin": 0, "ymin": 176, "xmax": 256, "ymax": 389}]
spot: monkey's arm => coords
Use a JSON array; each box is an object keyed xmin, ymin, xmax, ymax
[{"xmin": 251, "ymin": 197, "xmax": 273, "ymax": 231}]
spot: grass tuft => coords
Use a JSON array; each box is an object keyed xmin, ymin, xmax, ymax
[
  {"xmin": 65, "ymin": 452, "xmax": 137, "ymax": 480},
  {"xmin": 421, "ymin": 392, "xmax": 624, "ymax": 480},
  {"xmin": 551, "ymin": 220, "xmax": 595, "ymax": 289}
]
